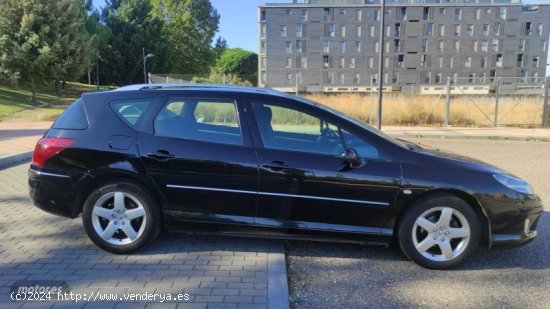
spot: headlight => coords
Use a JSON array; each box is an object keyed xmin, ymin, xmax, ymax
[{"xmin": 493, "ymin": 174, "xmax": 534, "ymax": 195}]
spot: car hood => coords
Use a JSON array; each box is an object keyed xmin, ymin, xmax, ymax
[{"xmin": 411, "ymin": 144, "xmax": 505, "ymax": 175}]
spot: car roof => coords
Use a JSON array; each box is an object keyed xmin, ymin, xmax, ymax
[{"xmin": 112, "ymin": 83, "xmax": 291, "ymax": 98}]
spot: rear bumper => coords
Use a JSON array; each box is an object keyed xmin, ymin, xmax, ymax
[{"xmin": 28, "ymin": 166, "xmax": 81, "ymax": 218}]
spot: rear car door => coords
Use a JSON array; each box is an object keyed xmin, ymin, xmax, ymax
[
  {"xmin": 137, "ymin": 96, "xmax": 258, "ymax": 225},
  {"xmin": 246, "ymin": 99, "xmax": 401, "ymax": 235}
]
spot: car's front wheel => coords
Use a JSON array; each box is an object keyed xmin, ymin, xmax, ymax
[
  {"xmin": 398, "ymin": 194, "xmax": 481, "ymax": 269},
  {"xmin": 82, "ymin": 181, "xmax": 160, "ymax": 254}
]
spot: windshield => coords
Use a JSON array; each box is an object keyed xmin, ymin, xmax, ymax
[{"xmin": 296, "ymin": 97, "xmax": 409, "ymax": 149}]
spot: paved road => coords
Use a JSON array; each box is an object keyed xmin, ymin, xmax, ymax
[
  {"xmin": 0, "ymin": 164, "xmax": 274, "ymax": 309},
  {"xmin": 287, "ymin": 138, "xmax": 550, "ymax": 309}
]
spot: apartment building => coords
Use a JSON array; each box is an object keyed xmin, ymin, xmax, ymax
[{"xmin": 258, "ymin": 0, "xmax": 550, "ymax": 93}]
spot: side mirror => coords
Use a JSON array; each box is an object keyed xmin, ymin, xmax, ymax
[{"xmin": 343, "ymin": 148, "xmax": 364, "ymax": 168}]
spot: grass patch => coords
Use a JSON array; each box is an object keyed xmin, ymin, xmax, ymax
[{"xmin": 0, "ymin": 82, "xmax": 104, "ymax": 122}]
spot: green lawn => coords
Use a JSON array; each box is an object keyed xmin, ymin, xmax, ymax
[{"xmin": 0, "ymin": 82, "xmax": 104, "ymax": 121}]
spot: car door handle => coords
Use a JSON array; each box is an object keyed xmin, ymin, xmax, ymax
[
  {"xmin": 147, "ymin": 150, "xmax": 175, "ymax": 161},
  {"xmin": 262, "ymin": 161, "xmax": 292, "ymax": 171}
]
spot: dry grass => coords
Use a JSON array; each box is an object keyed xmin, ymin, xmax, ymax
[{"xmin": 304, "ymin": 93, "xmax": 546, "ymax": 127}]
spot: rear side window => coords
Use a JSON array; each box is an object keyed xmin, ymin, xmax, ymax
[
  {"xmin": 111, "ymin": 99, "xmax": 155, "ymax": 128},
  {"xmin": 154, "ymin": 99, "xmax": 242, "ymax": 145},
  {"xmin": 52, "ymin": 99, "xmax": 88, "ymax": 130}
]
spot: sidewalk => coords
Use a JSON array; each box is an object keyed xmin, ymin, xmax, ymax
[{"xmin": 0, "ymin": 121, "xmax": 51, "ymax": 167}]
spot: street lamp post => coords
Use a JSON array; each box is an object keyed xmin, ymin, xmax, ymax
[{"xmin": 143, "ymin": 47, "xmax": 154, "ymax": 84}]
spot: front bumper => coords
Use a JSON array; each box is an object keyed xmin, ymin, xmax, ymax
[
  {"xmin": 488, "ymin": 193, "xmax": 543, "ymax": 249},
  {"xmin": 28, "ymin": 166, "xmax": 81, "ymax": 218}
]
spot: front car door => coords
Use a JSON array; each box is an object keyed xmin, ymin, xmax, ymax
[
  {"xmin": 138, "ymin": 96, "xmax": 258, "ymax": 225},
  {"xmin": 245, "ymin": 98, "xmax": 401, "ymax": 238}
]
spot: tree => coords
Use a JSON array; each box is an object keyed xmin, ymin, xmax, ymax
[
  {"xmin": 212, "ymin": 48, "xmax": 258, "ymax": 86},
  {"xmin": 99, "ymin": 0, "xmax": 171, "ymax": 85},
  {"xmin": 0, "ymin": 0, "xmax": 93, "ymax": 101},
  {"xmin": 152, "ymin": 0, "xmax": 220, "ymax": 74}
]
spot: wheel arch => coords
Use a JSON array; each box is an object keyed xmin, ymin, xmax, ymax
[
  {"xmin": 75, "ymin": 169, "xmax": 167, "ymax": 217},
  {"xmin": 393, "ymin": 189, "xmax": 491, "ymax": 248}
]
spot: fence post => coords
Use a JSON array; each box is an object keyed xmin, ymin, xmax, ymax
[
  {"xmin": 445, "ymin": 77, "xmax": 451, "ymax": 127},
  {"xmin": 369, "ymin": 76, "xmax": 373, "ymax": 125},
  {"xmin": 543, "ymin": 76, "xmax": 549, "ymax": 128},
  {"xmin": 494, "ymin": 77, "xmax": 500, "ymax": 127}
]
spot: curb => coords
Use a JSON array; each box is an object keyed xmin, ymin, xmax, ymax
[
  {"xmin": 0, "ymin": 151, "xmax": 32, "ymax": 170},
  {"xmin": 268, "ymin": 243, "xmax": 289, "ymax": 309},
  {"xmin": 388, "ymin": 133, "xmax": 550, "ymax": 142}
]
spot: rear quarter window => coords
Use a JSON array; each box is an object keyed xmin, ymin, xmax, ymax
[
  {"xmin": 111, "ymin": 99, "xmax": 157, "ymax": 128},
  {"xmin": 52, "ymin": 99, "xmax": 89, "ymax": 130}
]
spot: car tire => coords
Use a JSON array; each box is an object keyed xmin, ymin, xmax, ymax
[
  {"xmin": 82, "ymin": 181, "xmax": 160, "ymax": 254},
  {"xmin": 398, "ymin": 194, "xmax": 481, "ymax": 269}
]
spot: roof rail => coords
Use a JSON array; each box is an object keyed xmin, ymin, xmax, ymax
[{"xmin": 112, "ymin": 83, "xmax": 283, "ymax": 96}]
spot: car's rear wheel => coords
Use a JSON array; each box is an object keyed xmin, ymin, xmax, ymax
[
  {"xmin": 82, "ymin": 181, "xmax": 160, "ymax": 253},
  {"xmin": 398, "ymin": 194, "xmax": 481, "ymax": 269}
]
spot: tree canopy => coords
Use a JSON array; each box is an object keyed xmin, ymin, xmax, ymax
[{"xmin": 212, "ymin": 48, "xmax": 258, "ymax": 86}]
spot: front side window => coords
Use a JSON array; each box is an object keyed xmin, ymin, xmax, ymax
[
  {"xmin": 250, "ymin": 102, "xmax": 383, "ymax": 160},
  {"xmin": 154, "ymin": 99, "xmax": 242, "ymax": 146}
]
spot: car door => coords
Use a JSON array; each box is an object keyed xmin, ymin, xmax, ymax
[
  {"xmin": 138, "ymin": 96, "xmax": 258, "ymax": 225},
  {"xmin": 246, "ymin": 99, "xmax": 401, "ymax": 234}
]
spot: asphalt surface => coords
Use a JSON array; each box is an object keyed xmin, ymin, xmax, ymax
[{"xmin": 287, "ymin": 138, "xmax": 550, "ymax": 309}]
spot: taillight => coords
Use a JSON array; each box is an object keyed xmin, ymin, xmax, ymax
[{"xmin": 32, "ymin": 137, "xmax": 75, "ymax": 167}]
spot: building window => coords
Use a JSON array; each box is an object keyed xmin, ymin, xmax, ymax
[
  {"xmin": 439, "ymin": 24, "xmax": 445, "ymax": 36},
  {"xmin": 498, "ymin": 7, "xmax": 506, "ymax": 20},
  {"xmin": 392, "ymin": 72, "xmax": 399, "ymax": 84},
  {"xmin": 454, "ymin": 41, "xmax": 460, "ymax": 52},
  {"xmin": 496, "ymin": 54, "xmax": 503, "ymax": 67},
  {"xmin": 356, "ymin": 25, "xmax": 362, "ymax": 37},
  {"xmin": 519, "ymin": 39, "xmax": 526, "ymax": 52},
  {"xmin": 339, "ymin": 41, "xmax": 345, "ymax": 53},
  {"xmin": 296, "ymin": 40, "xmax": 303, "ymax": 53},
  {"xmin": 536, "ymin": 24, "xmax": 543, "ymax": 36},
  {"xmin": 438, "ymin": 56, "xmax": 443, "ymax": 68},
  {"xmin": 374, "ymin": 41, "xmax": 379, "ymax": 53},
  {"xmin": 395, "ymin": 23, "xmax": 401, "ymax": 37},
  {"xmin": 375, "ymin": 9, "xmax": 380, "ymax": 21},
  {"xmin": 350, "ymin": 57, "xmax": 356, "ymax": 69},
  {"xmin": 421, "ymin": 54, "xmax": 428, "ymax": 68},
  {"xmin": 369, "ymin": 25, "xmax": 375, "ymax": 37},
  {"xmin": 453, "ymin": 24, "xmax": 460, "ymax": 37},
  {"xmin": 354, "ymin": 73, "xmax": 360, "ymax": 85},
  {"xmin": 454, "ymin": 8, "xmax": 462, "ymax": 21},
  {"xmin": 323, "ymin": 41, "xmax": 330, "ymax": 53},
  {"xmin": 261, "ymin": 24, "xmax": 266, "ymax": 38},
  {"xmin": 299, "ymin": 56, "xmax": 307, "ymax": 69},
  {"xmin": 339, "ymin": 57, "xmax": 345, "ymax": 69},
  {"xmin": 542, "ymin": 40, "xmax": 547, "ymax": 52},
  {"xmin": 339, "ymin": 73, "xmax": 345, "ymax": 85},
  {"xmin": 493, "ymin": 22, "xmax": 500, "ymax": 36},
  {"xmin": 323, "ymin": 71, "xmax": 334, "ymax": 84},
  {"xmin": 301, "ymin": 9, "xmax": 307, "ymax": 22},
  {"xmin": 473, "ymin": 41, "xmax": 478, "ymax": 52},
  {"xmin": 449, "ymin": 56, "xmax": 454, "ymax": 68},
  {"xmin": 425, "ymin": 23, "xmax": 433, "ymax": 36},
  {"xmin": 340, "ymin": 9, "xmax": 346, "ymax": 15},
  {"xmin": 327, "ymin": 24, "xmax": 335, "ymax": 37},
  {"xmin": 397, "ymin": 55, "xmax": 404, "ymax": 67},
  {"xmin": 260, "ymin": 56, "xmax": 266, "ymax": 69},
  {"xmin": 492, "ymin": 38, "xmax": 499, "ymax": 52},
  {"xmin": 323, "ymin": 55, "xmax": 330, "ymax": 68},
  {"xmin": 421, "ymin": 39, "xmax": 428, "ymax": 52},
  {"xmin": 260, "ymin": 40, "xmax": 266, "ymax": 54},
  {"xmin": 525, "ymin": 22, "xmax": 532, "ymax": 36},
  {"xmin": 386, "ymin": 25, "xmax": 391, "ymax": 37},
  {"xmin": 400, "ymin": 7, "xmax": 407, "ymax": 20},
  {"xmin": 280, "ymin": 25, "xmax": 287, "ymax": 38},
  {"xmin": 357, "ymin": 9, "xmax": 362, "ymax": 21},
  {"xmin": 476, "ymin": 8, "xmax": 481, "ymax": 20},
  {"xmin": 384, "ymin": 57, "xmax": 389, "ymax": 68},
  {"xmin": 482, "ymin": 24, "xmax": 489, "ymax": 36},
  {"xmin": 285, "ymin": 41, "xmax": 292, "ymax": 53},
  {"xmin": 438, "ymin": 40, "xmax": 444, "ymax": 53},
  {"xmin": 481, "ymin": 40, "xmax": 488, "ymax": 52},
  {"xmin": 341, "ymin": 25, "xmax": 346, "ymax": 37},
  {"xmin": 435, "ymin": 73, "xmax": 442, "ymax": 84},
  {"xmin": 481, "ymin": 56, "xmax": 487, "ymax": 68},
  {"xmin": 423, "ymin": 7, "xmax": 429, "ymax": 20},
  {"xmin": 323, "ymin": 8, "xmax": 330, "ymax": 21},
  {"xmin": 485, "ymin": 8, "xmax": 491, "ymax": 15},
  {"xmin": 260, "ymin": 9, "xmax": 266, "ymax": 22},
  {"xmin": 296, "ymin": 24, "xmax": 303, "ymax": 38},
  {"xmin": 394, "ymin": 39, "xmax": 400, "ymax": 52},
  {"xmin": 286, "ymin": 57, "xmax": 292, "ymax": 69},
  {"xmin": 517, "ymin": 54, "xmax": 523, "ymax": 67},
  {"xmin": 286, "ymin": 9, "xmax": 291, "ymax": 15},
  {"xmin": 285, "ymin": 73, "xmax": 292, "ymax": 85},
  {"xmin": 465, "ymin": 56, "xmax": 472, "ymax": 68},
  {"xmin": 466, "ymin": 24, "xmax": 473, "ymax": 37},
  {"xmin": 533, "ymin": 56, "xmax": 539, "ymax": 68},
  {"xmin": 368, "ymin": 57, "xmax": 374, "ymax": 69},
  {"xmin": 355, "ymin": 41, "xmax": 361, "ymax": 53},
  {"xmin": 439, "ymin": 8, "xmax": 445, "ymax": 15}
]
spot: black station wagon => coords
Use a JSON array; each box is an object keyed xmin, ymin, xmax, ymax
[{"xmin": 29, "ymin": 84, "xmax": 542, "ymax": 269}]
